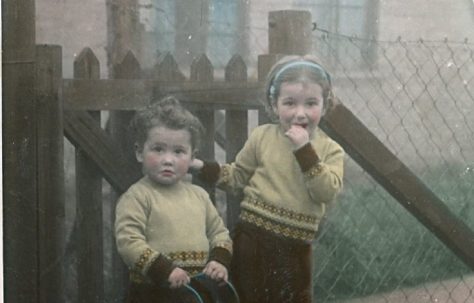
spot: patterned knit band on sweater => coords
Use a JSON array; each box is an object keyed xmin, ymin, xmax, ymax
[
  {"xmin": 240, "ymin": 197, "xmax": 319, "ymax": 242},
  {"xmin": 130, "ymin": 250, "xmax": 209, "ymax": 283}
]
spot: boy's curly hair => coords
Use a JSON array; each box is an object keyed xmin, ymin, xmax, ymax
[{"xmin": 130, "ymin": 96, "xmax": 205, "ymax": 151}]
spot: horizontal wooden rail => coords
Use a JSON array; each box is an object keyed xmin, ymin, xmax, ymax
[
  {"xmin": 63, "ymin": 79, "xmax": 263, "ymax": 111},
  {"xmin": 320, "ymin": 103, "xmax": 474, "ymax": 270}
]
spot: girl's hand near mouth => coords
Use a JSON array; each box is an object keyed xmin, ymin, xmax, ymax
[{"xmin": 285, "ymin": 124, "xmax": 310, "ymax": 150}]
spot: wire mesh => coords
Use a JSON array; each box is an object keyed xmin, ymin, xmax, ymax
[{"xmin": 311, "ymin": 31, "xmax": 474, "ymax": 302}]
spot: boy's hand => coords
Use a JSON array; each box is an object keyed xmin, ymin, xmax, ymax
[
  {"xmin": 285, "ymin": 125, "xmax": 310, "ymax": 150},
  {"xmin": 189, "ymin": 158, "xmax": 204, "ymax": 172},
  {"xmin": 168, "ymin": 267, "xmax": 190, "ymax": 289},
  {"xmin": 203, "ymin": 260, "xmax": 228, "ymax": 282}
]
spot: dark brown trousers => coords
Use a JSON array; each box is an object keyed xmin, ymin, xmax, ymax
[{"xmin": 230, "ymin": 222, "xmax": 313, "ymax": 303}]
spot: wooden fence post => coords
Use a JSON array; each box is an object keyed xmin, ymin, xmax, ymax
[
  {"xmin": 258, "ymin": 10, "xmax": 313, "ymax": 125},
  {"xmin": 36, "ymin": 44, "xmax": 65, "ymax": 303},
  {"xmin": 3, "ymin": 0, "xmax": 39, "ymax": 301},
  {"xmin": 74, "ymin": 47, "xmax": 104, "ymax": 303},
  {"xmin": 268, "ymin": 10, "xmax": 312, "ymax": 55},
  {"xmin": 224, "ymin": 55, "xmax": 248, "ymax": 230}
]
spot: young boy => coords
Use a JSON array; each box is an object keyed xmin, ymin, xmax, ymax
[{"xmin": 115, "ymin": 96, "xmax": 232, "ymax": 303}]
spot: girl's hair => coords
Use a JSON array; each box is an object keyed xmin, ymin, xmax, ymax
[
  {"xmin": 130, "ymin": 96, "xmax": 205, "ymax": 151},
  {"xmin": 263, "ymin": 55, "xmax": 338, "ymax": 119}
]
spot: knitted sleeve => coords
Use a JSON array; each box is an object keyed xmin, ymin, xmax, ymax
[
  {"xmin": 199, "ymin": 189, "xmax": 232, "ymax": 269},
  {"xmin": 216, "ymin": 126, "xmax": 261, "ymax": 193},
  {"xmin": 294, "ymin": 137, "xmax": 344, "ymax": 204},
  {"xmin": 115, "ymin": 186, "xmax": 175, "ymax": 284}
]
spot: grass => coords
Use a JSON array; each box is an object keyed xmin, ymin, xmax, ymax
[{"xmin": 312, "ymin": 162, "xmax": 474, "ymax": 302}]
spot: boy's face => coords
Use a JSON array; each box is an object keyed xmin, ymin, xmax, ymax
[{"xmin": 136, "ymin": 126, "xmax": 193, "ymax": 186}]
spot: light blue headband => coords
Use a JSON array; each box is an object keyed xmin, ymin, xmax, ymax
[{"xmin": 269, "ymin": 60, "xmax": 331, "ymax": 97}]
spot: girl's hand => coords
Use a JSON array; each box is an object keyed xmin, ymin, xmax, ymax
[
  {"xmin": 203, "ymin": 261, "xmax": 228, "ymax": 282},
  {"xmin": 168, "ymin": 267, "xmax": 190, "ymax": 289},
  {"xmin": 285, "ymin": 125, "xmax": 310, "ymax": 150},
  {"xmin": 189, "ymin": 158, "xmax": 204, "ymax": 172}
]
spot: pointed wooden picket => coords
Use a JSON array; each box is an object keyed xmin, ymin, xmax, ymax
[
  {"xmin": 74, "ymin": 47, "xmax": 100, "ymax": 79},
  {"xmin": 189, "ymin": 54, "xmax": 214, "ymax": 159},
  {"xmin": 114, "ymin": 50, "xmax": 141, "ymax": 79},
  {"xmin": 225, "ymin": 54, "xmax": 248, "ymax": 230},
  {"xmin": 225, "ymin": 54, "xmax": 247, "ymax": 82},
  {"xmin": 108, "ymin": 48, "xmax": 142, "ymax": 183},
  {"xmin": 190, "ymin": 54, "xmax": 214, "ymax": 81},
  {"xmin": 224, "ymin": 54, "xmax": 248, "ymax": 159},
  {"xmin": 190, "ymin": 54, "xmax": 215, "ymax": 200},
  {"xmin": 153, "ymin": 52, "xmax": 186, "ymax": 81},
  {"xmin": 109, "ymin": 49, "xmax": 143, "ymax": 302},
  {"xmin": 73, "ymin": 47, "xmax": 104, "ymax": 303}
]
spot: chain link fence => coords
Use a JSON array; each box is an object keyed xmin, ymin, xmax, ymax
[
  {"xmin": 199, "ymin": 23, "xmax": 474, "ymax": 301},
  {"xmin": 310, "ymin": 31, "xmax": 474, "ymax": 302}
]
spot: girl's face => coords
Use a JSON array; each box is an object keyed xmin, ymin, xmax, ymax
[
  {"xmin": 135, "ymin": 126, "xmax": 193, "ymax": 185},
  {"xmin": 272, "ymin": 81, "xmax": 324, "ymax": 136}
]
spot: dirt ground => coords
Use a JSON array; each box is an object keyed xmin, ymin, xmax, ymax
[{"xmin": 339, "ymin": 275, "xmax": 474, "ymax": 303}]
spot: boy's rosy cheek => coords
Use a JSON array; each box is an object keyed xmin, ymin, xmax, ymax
[{"xmin": 143, "ymin": 155, "xmax": 160, "ymax": 166}]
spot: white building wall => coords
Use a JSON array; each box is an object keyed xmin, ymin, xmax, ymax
[
  {"xmin": 36, "ymin": 0, "xmax": 108, "ymax": 78},
  {"xmin": 35, "ymin": 1, "xmax": 474, "ymax": 77},
  {"xmin": 378, "ymin": 0, "xmax": 474, "ymax": 41}
]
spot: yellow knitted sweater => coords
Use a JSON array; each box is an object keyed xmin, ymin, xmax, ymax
[
  {"xmin": 115, "ymin": 176, "xmax": 232, "ymax": 283},
  {"xmin": 218, "ymin": 124, "xmax": 344, "ymax": 242}
]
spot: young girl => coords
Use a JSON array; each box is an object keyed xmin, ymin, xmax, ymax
[
  {"xmin": 115, "ymin": 96, "xmax": 232, "ymax": 303},
  {"xmin": 192, "ymin": 56, "xmax": 344, "ymax": 303}
]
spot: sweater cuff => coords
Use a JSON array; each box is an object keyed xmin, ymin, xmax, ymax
[
  {"xmin": 294, "ymin": 143, "xmax": 320, "ymax": 172},
  {"xmin": 147, "ymin": 254, "xmax": 176, "ymax": 285},
  {"xmin": 198, "ymin": 161, "xmax": 221, "ymax": 184},
  {"xmin": 208, "ymin": 247, "xmax": 232, "ymax": 270}
]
